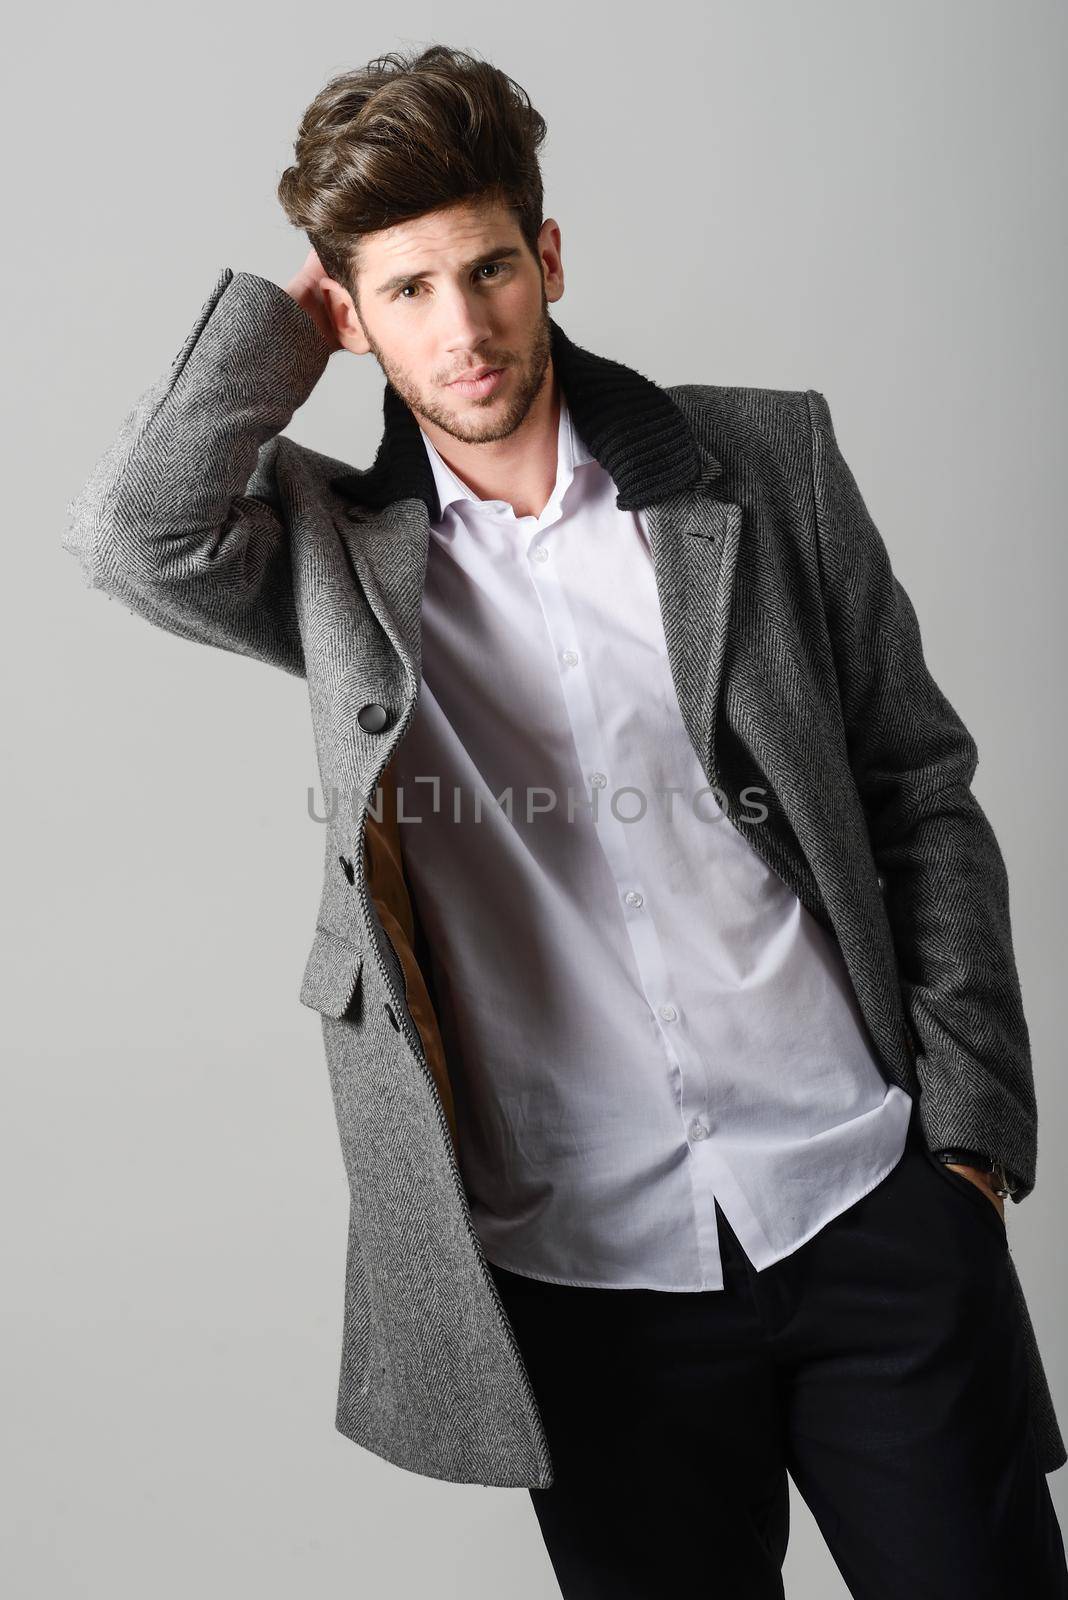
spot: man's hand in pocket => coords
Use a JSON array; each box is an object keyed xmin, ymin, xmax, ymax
[{"xmin": 945, "ymin": 1163, "xmax": 1006, "ymax": 1223}]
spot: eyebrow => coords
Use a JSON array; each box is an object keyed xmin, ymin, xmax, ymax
[{"xmin": 374, "ymin": 244, "xmax": 524, "ymax": 298}]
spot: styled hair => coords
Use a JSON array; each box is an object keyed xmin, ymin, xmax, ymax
[{"xmin": 277, "ymin": 44, "xmax": 548, "ymax": 302}]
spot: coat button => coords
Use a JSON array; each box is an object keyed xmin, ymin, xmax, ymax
[
  {"xmin": 345, "ymin": 504, "xmax": 363, "ymax": 521},
  {"xmin": 338, "ymin": 854, "xmax": 355, "ymax": 884},
  {"xmin": 385, "ymin": 1003, "xmax": 401, "ymax": 1031},
  {"xmin": 357, "ymin": 702, "xmax": 389, "ymax": 733}
]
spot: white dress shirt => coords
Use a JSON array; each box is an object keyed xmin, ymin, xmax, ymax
[{"xmin": 386, "ymin": 388, "xmax": 914, "ymax": 1290}]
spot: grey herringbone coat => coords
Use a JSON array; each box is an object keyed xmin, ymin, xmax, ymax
[{"xmin": 63, "ymin": 266, "xmax": 1065, "ymax": 1481}]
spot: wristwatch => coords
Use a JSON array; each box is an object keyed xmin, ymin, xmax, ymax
[{"xmin": 934, "ymin": 1146, "xmax": 1019, "ymax": 1200}]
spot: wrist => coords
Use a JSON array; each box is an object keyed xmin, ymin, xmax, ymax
[{"xmin": 934, "ymin": 1147, "xmax": 1018, "ymax": 1199}]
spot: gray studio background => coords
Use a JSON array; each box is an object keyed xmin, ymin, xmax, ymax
[{"xmin": 4, "ymin": 1, "xmax": 1065, "ymax": 1594}]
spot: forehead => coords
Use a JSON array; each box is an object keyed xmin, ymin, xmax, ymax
[{"xmin": 357, "ymin": 196, "xmax": 522, "ymax": 277}]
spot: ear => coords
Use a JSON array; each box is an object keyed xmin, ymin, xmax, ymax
[
  {"xmin": 537, "ymin": 217, "xmax": 565, "ymax": 305},
  {"xmin": 320, "ymin": 276, "xmax": 373, "ymax": 355}
]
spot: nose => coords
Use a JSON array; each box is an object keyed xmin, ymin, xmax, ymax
[{"xmin": 440, "ymin": 287, "xmax": 494, "ymax": 362}]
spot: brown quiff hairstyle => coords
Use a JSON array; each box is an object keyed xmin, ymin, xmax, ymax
[{"xmin": 277, "ymin": 45, "xmax": 548, "ymax": 304}]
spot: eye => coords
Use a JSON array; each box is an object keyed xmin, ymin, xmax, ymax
[{"xmin": 395, "ymin": 262, "xmax": 508, "ymax": 301}]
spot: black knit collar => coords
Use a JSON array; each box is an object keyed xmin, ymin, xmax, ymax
[{"xmin": 327, "ymin": 316, "xmax": 715, "ymax": 521}]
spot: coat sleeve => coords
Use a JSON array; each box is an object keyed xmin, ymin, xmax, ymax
[
  {"xmin": 62, "ymin": 267, "xmax": 334, "ymax": 679},
  {"xmin": 805, "ymin": 388, "xmax": 1037, "ymax": 1199}
]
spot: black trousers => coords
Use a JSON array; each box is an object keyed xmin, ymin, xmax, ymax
[{"xmin": 488, "ymin": 1118, "xmax": 1067, "ymax": 1598}]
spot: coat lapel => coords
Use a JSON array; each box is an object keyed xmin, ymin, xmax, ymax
[{"xmin": 643, "ymin": 474, "xmax": 742, "ymax": 794}]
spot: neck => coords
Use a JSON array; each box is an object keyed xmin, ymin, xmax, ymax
[{"xmin": 418, "ymin": 362, "xmax": 561, "ymax": 521}]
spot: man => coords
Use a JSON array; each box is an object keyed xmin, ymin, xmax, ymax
[{"xmin": 64, "ymin": 42, "xmax": 1066, "ymax": 1598}]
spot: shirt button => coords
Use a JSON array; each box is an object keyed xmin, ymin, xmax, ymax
[
  {"xmin": 531, "ymin": 546, "xmax": 549, "ymax": 563},
  {"xmin": 561, "ymin": 649, "xmax": 579, "ymax": 667},
  {"xmin": 689, "ymin": 1117, "xmax": 710, "ymax": 1142},
  {"xmin": 590, "ymin": 772, "xmax": 607, "ymax": 789},
  {"xmin": 658, "ymin": 1003, "xmax": 678, "ymax": 1022},
  {"xmin": 624, "ymin": 890, "xmax": 644, "ymax": 908}
]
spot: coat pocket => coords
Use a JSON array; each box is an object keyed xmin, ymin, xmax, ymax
[{"xmin": 299, "ymin": 925, "xmax": 365, "ymax": 1019}]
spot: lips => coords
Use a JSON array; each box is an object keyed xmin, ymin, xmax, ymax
[{"xmin": 448, "ymin": 366, "xmax": 506, "ymax": 398}]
